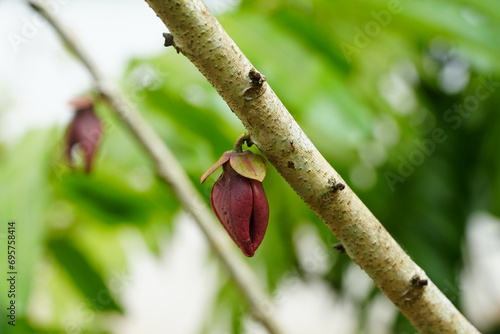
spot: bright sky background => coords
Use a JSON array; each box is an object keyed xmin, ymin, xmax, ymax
[{"xmin": 0, "ymin": 0, "xmax": 165, "ymax": 142}]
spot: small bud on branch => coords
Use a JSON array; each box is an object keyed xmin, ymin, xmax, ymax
[
  {"xmin": 202, "ymin": 136, "xmax": 269, "ymax": 257},
  {"xmin": 65, "ymin": 96, "xmax": 103, "ymax": 173}
]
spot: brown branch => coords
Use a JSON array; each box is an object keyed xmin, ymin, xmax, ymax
[
  {"xmin": 29, "ymin": 0, "xmax": 284, "ymax": 333},
  {"xmin": 143, "ymin": 0, "xmax": 480, "ymax": 332}
]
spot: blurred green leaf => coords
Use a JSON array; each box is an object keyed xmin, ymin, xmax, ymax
[
  {"xmin": 0, "ymin": 129, "xmax": 54, "ymax": 334},
  {"xmin": 56, "ymin": 173, "xmax": 154, "ymax": 225},
  {"xmin": 47, "ymin": 237, "xmax": 121, "ymax": 312}
]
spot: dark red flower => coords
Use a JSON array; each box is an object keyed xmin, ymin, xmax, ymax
[
  {"xmin": 202, "ymin": 150, "xmax": 269, "ymax": 257},
  {"xmin": 65, "ymin": 97, "xmax": 103, "ymax": 173}
]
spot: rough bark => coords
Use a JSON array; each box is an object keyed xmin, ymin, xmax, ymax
[{"xmin": 144, "ymin": 0, "xmax": 479, "ymax": 332}]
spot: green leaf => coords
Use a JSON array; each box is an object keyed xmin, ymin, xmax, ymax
[
  {"xmin": 56, "ymin": 173, "xmax": 154, "ymax": 225},
  {"xmin": 0, "ymin": 129, "xmax": 54, "ymax": 326},
  {"xmin": 48, "ymin": 237, "xmax": 122, "ymax": 312}
]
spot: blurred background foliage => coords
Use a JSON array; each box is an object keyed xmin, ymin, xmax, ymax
[{"xmin": 2, "ymin": 0, "xmax": 500, "ymax": 333}]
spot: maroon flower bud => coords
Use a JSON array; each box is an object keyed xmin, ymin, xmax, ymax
[
  {"xmin": 201, "ymin": 150, "xmax": 269, "ymax": 257},
  {"xmin": 66, "ymin": 97, "xmax": 103, "ymax": 173}
]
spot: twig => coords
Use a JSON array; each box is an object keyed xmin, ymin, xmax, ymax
[
  {"xmin": 28, "ymin": 1, "xmax": 284, "ymax": 333},
  {"xmin": 144, "ymin": 0, "xmax": 480, "ymax": 333}
]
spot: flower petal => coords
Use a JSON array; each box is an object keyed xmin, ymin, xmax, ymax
[
  {"xmin": 200, "ymin": 150, "xmax": 232, "ymax": 183},
  {"xmin": 249, "ymin": 179, "xmax": 269, "ymax": 252},
  {"xmin": 229, "ymin": 150, "xmax": 267, "ymax": 182}
]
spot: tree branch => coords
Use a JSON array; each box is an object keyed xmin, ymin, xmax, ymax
[
  {"xmin": 29, "ymin": 1, "xmax": 284, "ymax": 333},
  {"xmin": 143, "ymin": 0, "xmax": 480, "ymax": 332}
]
